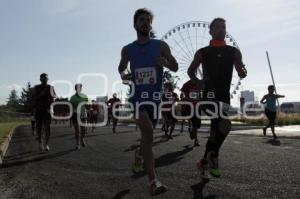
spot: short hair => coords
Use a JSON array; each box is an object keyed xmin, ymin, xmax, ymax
[
  {"xmin": 40, "ymin": 73, "xmax": 48, "ymax": 79},
  {"xmin": 209, "ymin": 18, "xmax": 226, "ymax": 30},
  {"xmin": 268, "ymin": 85, "xmax": 275, "ymax": 90},
  {"xmin": 74, "ymin": 83, "xmax": 82, "ymax": 90},
  {"xmin": 134, "ymin": 8, "xmax": 154, "ymax": 25}
]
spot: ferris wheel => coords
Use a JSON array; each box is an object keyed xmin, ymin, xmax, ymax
[{"xmin": 161, "ymin": 21, "xmax": 242, "ymax": 99}]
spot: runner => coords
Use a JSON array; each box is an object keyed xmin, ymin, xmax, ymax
[
  {"xmin": 260, "ymin": 85, "xmax": 285, "ymax": 140},
  {"xmin": 179, "ymin": 93, "xmax": 191, "ymax": 134},
  {"xmin": 31, "ymin": 73, "xmax": 56, "ymax": 152},
  {"xmin": 188, "ymin": 18, "xmax": 247, "ymax": 178},
  {"xmin": 161, "ymin": 82, "xmax": 179, "ymax": 139},
  {"xmin": 106, "ymin": 103, "xmax": 112, "ymax": 126},
  {"xmin": 118, "ymin": 8, "xmax": 178, "ymax": 195},
  {"xmin": 107, "ymin": 93, "xmax": 121, "ymax": 134},
  {"xmin": 70, "ymin": 83, "xmax": 88, "ymax": 150},
  {"xmin": 180, "ymin": 79, "xmax": 203, "ymax": 147},
  {"xmin": 89, "ymin": 100, "xmax": 99, "ymax": 132}
]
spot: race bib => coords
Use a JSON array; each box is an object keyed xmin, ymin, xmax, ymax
[{"xmin": 135, "ymin": 67, "xmax": 157, "ymax": 85}]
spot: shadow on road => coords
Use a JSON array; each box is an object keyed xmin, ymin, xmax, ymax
[
  {"xmin": 123, "ymin": 144, "xmax": 140, "ymax": 152},
  {"xmin": 1, "ymin": 149, "xmax": 76, "ymax": 169},
  {"xmin": 51, "ymin": 133, "xmax": 73, "ymax": 139},
  {"xmin": 111, "ymin": 189, "xmax": 130, "ymax": 199},
  {"xmin": 153, "ymin": 137, "xmax": 171, "ymax": 147},
  {"xmin": 3, "ymin": 150, "xmax": 42, "ymax": 161},
  {"xmin": 155, "ymin": 146, "xmax": 193, "ymax": 168},
  {"xmin": 262, "ymin": 139, "xmax": 281, "ymax": 146},
  {"xmin": 4, "ymin": 150, "xmax": 38, "ymax": 159},
  {"xmin": 191, "ymin": 180, "xmax": 217, "ymax": 199}
]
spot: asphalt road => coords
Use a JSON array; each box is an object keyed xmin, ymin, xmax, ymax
[{"xmin": 0, "ymin": 123, "xmax": 300, "ymax": 199}]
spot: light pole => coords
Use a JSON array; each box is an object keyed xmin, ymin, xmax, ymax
[{"xmin": 266, "ymin": 51, "xmax": 280, "ymax": 112}]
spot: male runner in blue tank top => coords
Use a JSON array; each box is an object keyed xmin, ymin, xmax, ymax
[
  {"xmin": 118, "ymin": 8, "xmax": 178, "ymax": 196},
  {"xmin": 188, "ymin": 18, "xmax": 247, "ymax": 178}
]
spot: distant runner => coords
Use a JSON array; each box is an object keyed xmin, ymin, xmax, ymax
[
  {"xmin": 260, "ymin": 85, "xmax": 285, "ymax": 140},
  {"xmin": 70, "ymin": 83, "xmax": 88, "ymax": 150},
  {"xmin": 107, "ymin": 93, "xmax": 121, "ymax": 134},
  {"xmin": 31, "ymin": 73, "xmax": 56, "ymax": 152}
]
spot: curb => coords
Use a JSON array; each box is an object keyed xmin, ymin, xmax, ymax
[{"xmin": 0, "ymin": 125, "xmax": 19, "ymax": 165}]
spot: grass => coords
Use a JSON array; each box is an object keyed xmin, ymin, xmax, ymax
[
  {"xmin": 119, "ymin": 112, "xmax": 300, "ymax": 126},
  {"xmin": 0, "ymin": 121, "xmax": 29, "ymax": 147},
  {"xmin": 233, "ymin": 113, "xmax": 300, "ymax": 126}
]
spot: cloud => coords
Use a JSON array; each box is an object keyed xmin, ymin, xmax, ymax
[
  {"xmin": 6, "ymin": 84, "xmax": 23, "ymax": 91},
  {"xmin": 44, "ymin": 0, "xmax": 83, "ymax": 15}
]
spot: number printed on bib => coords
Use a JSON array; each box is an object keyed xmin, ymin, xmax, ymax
[{"xmin": 135, "ymin": 67, "xmax": 157, "ymax": 85}]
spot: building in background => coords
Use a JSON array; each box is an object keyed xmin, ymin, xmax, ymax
[
  {"xmin": 241, "ymin": 90, "xmax": 255, "ymax": 103},
  {"xmin": 240, "ymin": 90, "xmax": 255, "ymax": 114},
  {"xmin": 280, "ymin": 102, "xmax": 300, "ymax": 113}
]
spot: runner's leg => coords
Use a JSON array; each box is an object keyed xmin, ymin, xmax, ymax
[{"xmin": 136, "ymin": 110, "xmax": 156, "ymax": 181}]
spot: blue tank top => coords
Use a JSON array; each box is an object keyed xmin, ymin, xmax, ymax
[
  {"xmin": 127, "ymin": 39, "xmax": 163, "ymax": 103},
  {"xmin": 266, "ymin": 95, "xmax": 277, "ymax": 112}
]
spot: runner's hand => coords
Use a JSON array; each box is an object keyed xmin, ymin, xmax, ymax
[
  {"xmin": 237, "ymin": 66, "xmax": 247, "ymax": 78},
  {"xmin": 120, "ymin": 73, "xmax": 132, "ymax": 85}
]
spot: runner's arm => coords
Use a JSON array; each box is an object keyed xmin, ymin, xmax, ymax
[
  {"xmin": 275, "ymin": 94, "xmax": 285, "ymax": 98},
  {"xmin": 118, "ymin": 46, "xmax": 130, "ymax": 80},
  {"xmin": 260, "ymin": 95, "xmax": 267, "ymax": 104},
  {"xmin": 234, "ymin": 49, "xmax": 247, "ymax": 79},
  {"xmin": 50, "ymin": 86, "xmax": 57, "ymax": 99},
  {"xmin": 160, "ymin": 41, "xmax": 178, "ymax": 72},
  {"xmin": 187, "ymin": 50, "xmax": 204, "ymax": 88}
]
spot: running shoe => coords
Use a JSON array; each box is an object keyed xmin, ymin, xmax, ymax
[
  {"xmin": 45, "ymin": 145, "xmax": 50, "ymax": 152},
  {"xmin": 149, "ymin": 180, "xmax": 167, "ymax": 196},
  {"xmin": 132, "ymin": 149, "xmax": 145, "ymax": 174},
  {"xmin": 132, "ymin": 158, "xmax": 145, "ymax": 174},
  {"xmin": 207, "ymin": 152, "xmax": 221, "ymax": 178}
]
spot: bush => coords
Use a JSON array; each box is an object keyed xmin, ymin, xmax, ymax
[{"xmin": 233, "ymin": 113, "xmax": 300, "ymax": 126}]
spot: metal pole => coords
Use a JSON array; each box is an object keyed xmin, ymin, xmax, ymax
[{"xmin": 266, "ymin": 51, "xmax": 280, "ymax": 111}]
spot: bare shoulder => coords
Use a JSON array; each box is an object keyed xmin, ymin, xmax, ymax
[
  {"xmin": 121, "ymin": 46, "xmax": 128, "ymax": 56},
  {"xmin": 160, "ymin": 40, "xmax": 170, "ymax": 51},
  {"xmin": 234, "ymin": 47, "xmax": 242, "ymax": 57},
  {"xmin": 193, "ymin": 49, "xmax": 203, "ymax": 60}
]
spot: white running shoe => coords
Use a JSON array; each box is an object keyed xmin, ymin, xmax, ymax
[
  {"xmin": 45, "ymin": 145, "xmax": 50, "ymax": 152},
  {"xmin": 149, "ymin": 179, "xmax": 167, "ymax": 196}
]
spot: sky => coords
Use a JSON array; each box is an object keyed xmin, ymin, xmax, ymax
[{"xmin": 0, "ymin": 0, "xmax": 299, "ymax": 107}]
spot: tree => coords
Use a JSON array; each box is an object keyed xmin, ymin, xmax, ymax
[
  {"xmin": 19, "ymin": 82, "xmax": 33, "ymax": 113},
  {"xmin": 6, "ymin": 89, "xmax": 20, "ymax": 110}
]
